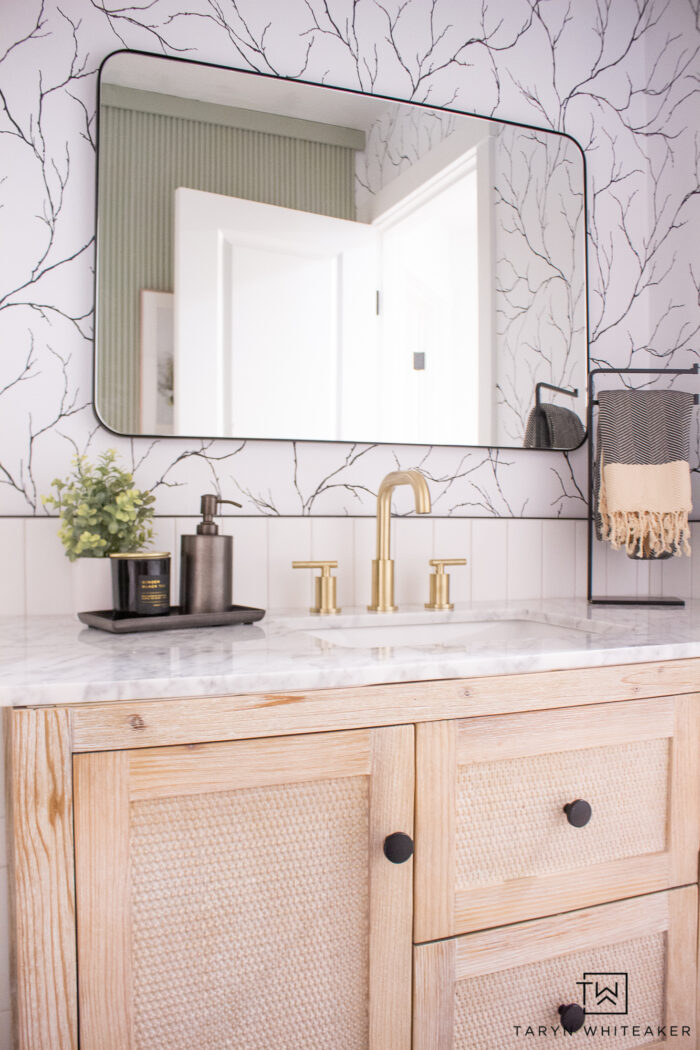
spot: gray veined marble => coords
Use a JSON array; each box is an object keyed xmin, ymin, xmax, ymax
[{"xmin": 1, "ymin": 599, "xmax": 700, "ymax": 707}]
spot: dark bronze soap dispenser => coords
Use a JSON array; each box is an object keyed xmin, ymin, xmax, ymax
[{"xmin": 180, "ymin": 494, "xmax": 242, "ymax": 613}]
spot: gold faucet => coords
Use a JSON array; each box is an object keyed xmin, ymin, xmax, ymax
[{"xmin": 368, "ymin": 470, "xmax": 431, "ymax": 612}]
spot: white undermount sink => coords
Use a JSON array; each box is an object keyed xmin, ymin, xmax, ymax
[{"xmin": 303, "ymin": 615, "xmax": 604, "ymax": 650}]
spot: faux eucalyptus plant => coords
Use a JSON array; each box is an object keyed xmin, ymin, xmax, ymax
[{"xmin": 43, "ymin": 450, "xmax": 155, "ymax": 560}]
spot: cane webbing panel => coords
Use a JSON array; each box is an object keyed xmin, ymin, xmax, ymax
[
  {"xmin": 454, "ymin": 932, "xmax": 665, "ymax": 1050},
  {"xmin": 456, "ymin": 739, "xmax": 669, "ymax": 887},
  {"xmin": 130, "ymin": 776, "xmax": 370, "ymax": 1050}
]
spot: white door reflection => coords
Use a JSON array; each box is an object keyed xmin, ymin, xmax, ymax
[
  {"xmin": 173, "ymin": 156, "xmax": 481, "ymax": 444},
  {"xmin": 174, "ymin": 189, "xmax": 379, "ymax": 439}
]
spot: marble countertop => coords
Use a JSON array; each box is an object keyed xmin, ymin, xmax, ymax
[{"xmin": 2, "ymin": 599, "xmax": 700, "ymax": 706}]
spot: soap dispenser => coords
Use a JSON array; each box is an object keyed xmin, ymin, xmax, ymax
[{"xmin": 180, "ymin": 494, "xmax": 242, "ymax": 614}]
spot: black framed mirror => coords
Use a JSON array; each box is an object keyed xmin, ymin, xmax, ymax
[{"xmin": 95, "ymin": 50, "xmax": 588, "ymax": 450}]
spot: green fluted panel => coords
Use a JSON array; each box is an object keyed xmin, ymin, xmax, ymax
[{"xmin": 97, "ymin": 106, "xmax": 357, "ymax": 434}]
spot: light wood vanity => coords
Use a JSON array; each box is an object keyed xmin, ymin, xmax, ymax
[{"xmin": 5, "ymin": 656, "xmax": 700, "ymax": 1049}]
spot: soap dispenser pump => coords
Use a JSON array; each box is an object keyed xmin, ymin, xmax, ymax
[{"xmin": 180, "ymin": 494, "xmax": 242, "ymax": 614}]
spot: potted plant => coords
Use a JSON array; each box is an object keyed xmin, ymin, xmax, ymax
[{"xmin": 43, "ymin": 449, "xmax": 156, "ymax": 611}]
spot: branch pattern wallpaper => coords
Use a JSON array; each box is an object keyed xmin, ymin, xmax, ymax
[
  {"xmin": 493, "ymin": 125, "xmax": 586, "ymax": 445},
  {"xmin": 2, "ymin": 0, "xmax": 699, "ymax": 518}
]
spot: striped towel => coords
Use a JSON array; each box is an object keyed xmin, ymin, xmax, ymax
[
  {"xmin": 524, "ymin": 403, "xmax": 585, "ymax": 449},
  {"xmin": 595, "ymin": 389, "xmax": 694, "ymax": 558}
]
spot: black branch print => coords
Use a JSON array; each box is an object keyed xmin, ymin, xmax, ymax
[{"xmin": 1, "ymin": 0, "xmax": 700, "ymax": 519}]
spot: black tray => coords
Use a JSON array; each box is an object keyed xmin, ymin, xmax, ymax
[{"xmin": 78, "ymin": 604, "xmax": 266, "ymax": 633}]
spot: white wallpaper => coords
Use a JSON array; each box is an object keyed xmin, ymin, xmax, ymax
[
  {"xmin": 2, "ymin": 0, "xmax": 700, "ymax": 520},
  {"xmin": 355, "ymin": 100, "xmax": 458, "ymax": 211},
  {"xmin": 493, "ymin": 125, "xmax": 586, "ymax": 445}
]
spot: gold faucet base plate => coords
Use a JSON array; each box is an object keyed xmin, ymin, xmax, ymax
[
  {"xmin": 367, "ymin": 605, "xmax": 398, "ymax": 613},
  {"xmin": 425, "ymin": 602, "xmax": 454, "ymax": 612}
]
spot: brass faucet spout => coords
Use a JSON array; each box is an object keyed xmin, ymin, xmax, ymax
[
  {"xmin": 376, "ymin": 470, "xmax": 431, "ymax": 560},
  {"xmin": 369, "ymin": 469, "xmax": 431, "ymax": 612}
]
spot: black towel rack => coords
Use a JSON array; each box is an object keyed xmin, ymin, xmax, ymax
[
  {"xmin": 535, "ymin": 382, "xmax": 578, "ymax": 407},
  {"xmin": 587, "ymin": 364, "xmax": 699, "ymax": 607}
]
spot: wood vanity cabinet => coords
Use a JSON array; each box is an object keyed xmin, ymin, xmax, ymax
[
  {"xmin": 414, "ymin": 888, "xmax": 698, "ymax": 1050},
  {"xmin": 415, "ymin": 697, "xmax": 700, "ymax": 940},
  {"xmin": 73, "ymin": 727, "xmax": 414, "ymax": 1050},
  {"xmin": 5, "ymin": 658, "xmax": 700, "ymax": 1050}
]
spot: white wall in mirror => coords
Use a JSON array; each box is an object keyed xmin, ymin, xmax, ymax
[{"xmin": 374, "ymin": 161, "xmax": 482, "ymax": 444}]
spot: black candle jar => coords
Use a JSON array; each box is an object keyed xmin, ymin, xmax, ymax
[{"xmin": 110, "ymin": 552, "xmax": 171, "ymax": 616}]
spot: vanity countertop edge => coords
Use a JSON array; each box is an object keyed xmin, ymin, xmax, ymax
[{"xmin": 2, "ymin": 598, "xmax": 700, "ymax": 710}]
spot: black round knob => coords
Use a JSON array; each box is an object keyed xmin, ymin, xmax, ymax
[
  {"xmin": 559, "ymin": 1004, "xmax": 585, "ymax": 1033},
  {"xmin": 383, "ymin": 832, "xmax": 414, "ymax": 864},
  {"xmin": 564, "ymin": 799, "xmax": 592, "ymax": 828}
]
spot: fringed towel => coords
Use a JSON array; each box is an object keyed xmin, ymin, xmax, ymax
[
  {"xmin": 596, "ymin": 388, "xmax": 694, "ymax": 558},
  {"xmin": 524, "ymin": 403, "xmax": 585, "ymax": 449}
]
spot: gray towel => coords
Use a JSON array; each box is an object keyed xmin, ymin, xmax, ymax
[
  {"xmin": 524, "ymin": 403, "xmax": 585, "ymax": 449},
  {"xmin": 594, "ymin": 388, "xmax": 694, "ymax": 557}
]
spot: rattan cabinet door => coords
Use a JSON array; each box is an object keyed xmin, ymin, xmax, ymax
[
  {"xmin": 415, "ymin": 696, "xmax": 700, "ymax": 941},
  {"xmin": 414, "ymin": 886, "xmax": 697, "ymax": 1050},
  {"xmin": 74, "ymin": 725, "xmax": 414, "ymax": 1050}
]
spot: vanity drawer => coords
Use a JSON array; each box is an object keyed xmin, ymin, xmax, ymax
[
  {"xmin": 413, "ymin": 886, "xmax": 697, "ymax": 1050},
  {"xmin": 415, "ymin": 696, "xmax": 700, "ymax": 941}
]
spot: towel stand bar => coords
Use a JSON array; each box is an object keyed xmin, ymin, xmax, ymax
[
  {"xmin": 587, "ymin": 364, "xmax": 700, "ymax": 606},
  {"xmin": 535, "ymin": 382, "xmax": 579, "ymax": 408}
]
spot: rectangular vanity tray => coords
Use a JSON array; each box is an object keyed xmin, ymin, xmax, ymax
[{"xmin": 78, "ymin": 605, "xmax": 266, "ymax": 634}]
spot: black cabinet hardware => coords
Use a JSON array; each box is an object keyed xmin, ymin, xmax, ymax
[
  {"xmin": 559, "ymin": 1004, "xmax": 585, "ymax": 1033},
  {"xmin": 383, "ymin": 832, "xmax": 414, "ymax": 864},
  {"xmin": 564, "ymin": 799, "xmax": 592, "ymax": 827}
]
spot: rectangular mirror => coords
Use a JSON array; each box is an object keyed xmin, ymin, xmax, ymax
[{"xmin": 96, "ymin": 51, "xmax": 588, "ymax": 450}]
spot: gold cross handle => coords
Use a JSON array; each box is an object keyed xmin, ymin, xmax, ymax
[
  {"xmin": 292, "ymin": 561, "xmax": 341, "ymax": 615},
  {"xmin": 425, "ymin": 558, "xmax": 467, "ymax": 611}
]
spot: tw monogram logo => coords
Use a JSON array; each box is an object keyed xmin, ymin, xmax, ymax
[{"xmin": 576, "ymin": 972, "xmax": 629, "ymax": 1015}]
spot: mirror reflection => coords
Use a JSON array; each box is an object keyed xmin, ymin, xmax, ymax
[{"xmin": 96, "ymin": 52, "xmax": 587, "ymax": 449}]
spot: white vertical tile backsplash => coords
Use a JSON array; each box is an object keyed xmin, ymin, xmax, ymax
[
  {"xmin": 573, "ymin": 521, "xmax": 588, "ymax": 598},
  {"xmin": 471, "ymin": 519, "xmax": 508, "ymax": 602},
  {"xmin": 657, "ymin": 549, "xmax": 692, "ymax": 600},
  {"xmin": 150, "ymin": 518, "xmax": 177, "ymax": 605},
  {"xmin": 692, "ymin": 525, "xmax": 700, "ymax": 599},
  {"xmin": 24, "ymin": 518, "xmax": 73, "ymax": 615},
  {"xmin": 590, "ymin": 543, "xmax": 606, "ymax": 597},
  {"xmin": 603, "ymin": 543, "xmax": 642, "ymax": 600},
  {"xmin": 15, "ymin": 513, "xmax": 694, "ymax": 616},
  {"xmin": 635, "ymin": 561, "xmax": 651, "ymax": 600},
  {"xmin": 352, "ymin": 517, "xmax": 377, "ymax": 611},
  {"xmin": 268, "ymin": 518, "xmax": 313, "ymax": 609},
  {"xmin": 394, "ymin": 517, "xmax": 434, "ymax": 607},
  {"xmin": 227, "ymin": 517, "xmax": 268, "ymax": 610},
  {"xmin": 542, "ymin": 520, "xmax": 576, "ymax": 598},
  {"xmin": 173, "ymin": 518, "xmax": 200, "ymax": 608},
  {"xmin": 647, "ymin": 558, "xmax": 665, "ymax": 600},
  {"xmin": 0, "ymin": 520, "xmax": 25, "ymax": 616},
  {"xmin": 433, "ymin": 519, "xmax": 472, "ymax": 604},
  {"xmin": 310, "ymin": 518, "xmax": 355, "ymax": 609},
  {"xmin": 506, "ymin": 520, "xmax": 543, "ymax": 600}
]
